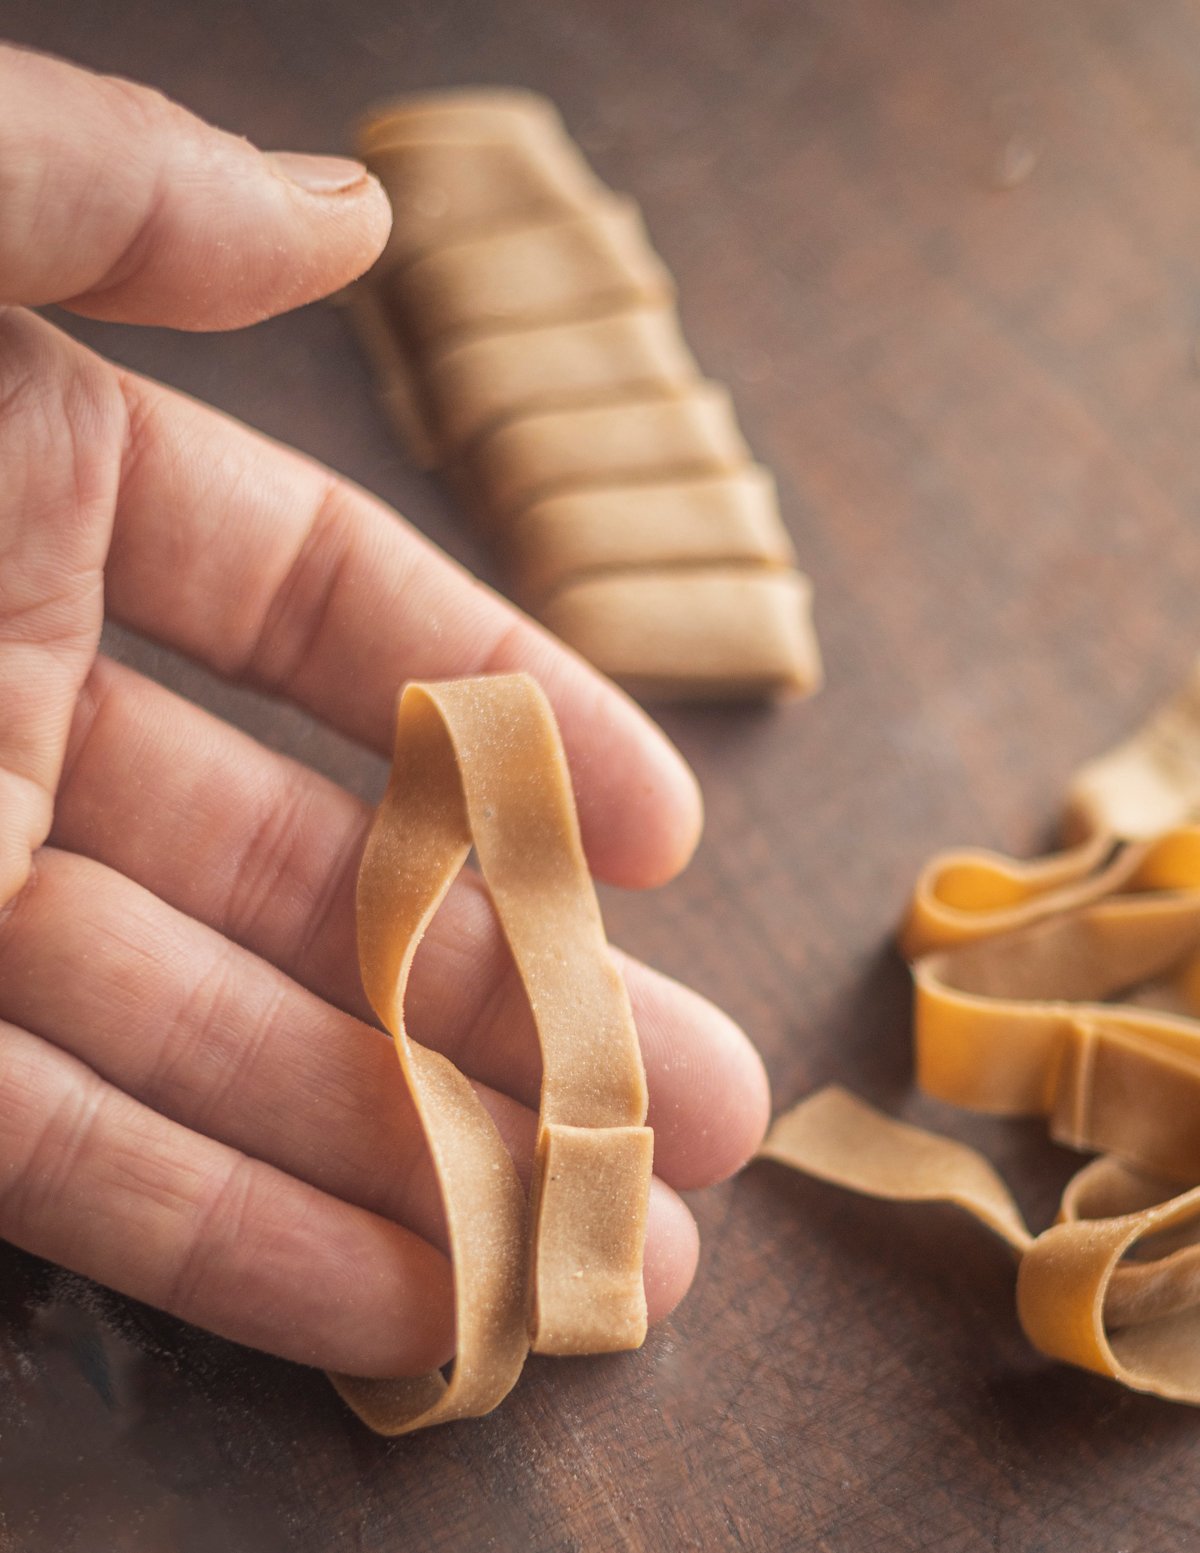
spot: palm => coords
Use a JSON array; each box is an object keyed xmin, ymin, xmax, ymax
[{"xmin": 0, "ymin": 46, "xmax": 767, "ymax": 1376}]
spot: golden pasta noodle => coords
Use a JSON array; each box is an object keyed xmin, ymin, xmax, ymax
[
  {"xmin": 762, "ymin": 658, "xmax": 1200, "ymax": 1402},
  {"xmin": 332, "ymin": 673, "xmax": 651, "ymax": 1434}
]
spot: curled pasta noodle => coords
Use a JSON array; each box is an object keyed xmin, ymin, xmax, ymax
[
  {"xmin": 332, "ymin": 672, "xmax": 652, "ymax": 1434},
  {"xmin": 763, "ymin": 658, "xmax": 1200, "ymax": 1402}
]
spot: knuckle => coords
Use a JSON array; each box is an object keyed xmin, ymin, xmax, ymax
[
  {"xmin": 94, "ymin": 70, "xmax": 183, "ymax": 144},
  {"xmin": 148, "ymin": 942, "xmax": 285, "ymax": 1140},
  {"xmin": 223, "ymin": 780, "xmax": 315, "ymax": 941},
  {"xmin": 0, "ymin": 310, "xmax": 124, "ymax": 507},
  {"xmin": 163, "ymin": 1154, "xmax": 256, "ymax": 1316},
  {"xmin": 246, "ymin": 478, "xmax": 350, "ymax": 692},
  {"xmin": 0, "ymin": 1047, "xmax": 101, "ymax": 1242}
]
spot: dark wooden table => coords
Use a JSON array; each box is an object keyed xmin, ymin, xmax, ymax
[{"xmin": 4, "ymin": 1, "xmax": 1200, "ymax": 1547}]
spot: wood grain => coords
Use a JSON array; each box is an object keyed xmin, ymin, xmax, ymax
[{"xmin": 4, "ymin": 0, "xmax": 1200, "ymax": 1547}]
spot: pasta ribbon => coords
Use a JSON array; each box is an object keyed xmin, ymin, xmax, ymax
[
  {"xmin": 764, "ymin": 659, "xmax": 1200, "ymax": 1402},
  {"xmin": 333, "ymin": 673, "xmax": 651, "ymax": 1433}
]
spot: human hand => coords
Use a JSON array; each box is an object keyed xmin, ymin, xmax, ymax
[{"xmin": 0, "ymin": 46, "xmax": 770, "ymax": 1377}]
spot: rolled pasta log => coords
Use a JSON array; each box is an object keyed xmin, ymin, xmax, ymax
[
  {"xmin": 541, "ymin": 568, "xmax": 819, "ymax": 700},
  {"xmin": 349, "ymin": 89, "xmax": 820, "ymax": 702}
]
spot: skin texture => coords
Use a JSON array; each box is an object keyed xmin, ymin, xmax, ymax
[{"xmin": 0, "ymin": 45, "xmax": 770, "ymax": 1379}]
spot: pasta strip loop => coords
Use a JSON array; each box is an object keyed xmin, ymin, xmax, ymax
[
  {"xmin": 333, "ymin": 672, "xmax": 651, "ymax": 1434},
  {"xmin": 763, "ymin": 659, "xmax": 1200, "ymax": 1402}
]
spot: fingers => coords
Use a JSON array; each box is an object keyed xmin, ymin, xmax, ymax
[
  {"xmin": 0, "ymin": 311, "xmax": 122, "ymax": 907},
  {"xmin": 104, "ymin": 346, "xmax": 702, "ymax": 887},
  {"xmin": 0, "ymin": 1017, "xmax": 455, "ymax": 1376},
  {"xmin": 55, "ymin": 657, "xmax": 770, "ymax": 1187},
  {"xmin": 0, "ymin": 849, "xmax": 698, "ymax": 1334},
  {"xmin": 108, "ymin": 363, "xmax": 702, "ymax": 885},
  {"xmin": 0, "ymin": 47, "xmax": 390, "ymax": 326},
  {"xmin": 5, "ymin": 305, "xmax": 699, "ymax": 888}
]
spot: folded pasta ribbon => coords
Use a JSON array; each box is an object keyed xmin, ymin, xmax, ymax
[
  {"xmin": 347, "ymin": 89, "xmax": 820, "ymax": 702},
  {"xmin": 763, "ymin": 1089, "xmax": 1200, "ymax": 1402},
  {"xmin": 763, "ymin": 658, "xmax": 1200, "ymax": 1401},
  {"xmin": 332, "ymin": 673, "xmax": 652, "ymax": 1435}
]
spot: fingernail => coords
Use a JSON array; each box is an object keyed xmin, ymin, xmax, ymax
[{"xmin": 264, "ymin": 151, "xmax": 369, "ymax": 195}]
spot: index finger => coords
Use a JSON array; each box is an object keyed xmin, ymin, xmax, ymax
[{"xmin": 4, "ymin": 299, "xmax": 702, "ymax": 887}]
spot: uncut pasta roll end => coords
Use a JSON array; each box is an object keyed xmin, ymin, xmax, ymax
[{"xmin": 348, "ymin": 88, "xmax": 820, "ymax": 703}]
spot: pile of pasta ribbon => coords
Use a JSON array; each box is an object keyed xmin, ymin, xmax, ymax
[
  {"xmin": 764, "ymin": 662, "xmax": 1200, "ymax": 1401},
  {"xmin": 347, "ymin": 89, "xmax": 820, "ymax": 701},
  {"xmin": 333, "ymin": 673, "xmax": 652, "ymax": 1434}
]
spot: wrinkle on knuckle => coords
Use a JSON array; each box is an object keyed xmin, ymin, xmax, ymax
[
  {"xmin": 288, "ymin": 813, "xmax": 367, "ymax": 970},
  {"xmin": 475, "ymin": 610, "xmax": 530, "ymax": 679},
  {"xmin": 153, "ymin": 940, "xmax": 289, "ymax": 1140},
  {"xmin": 223, "ymin": 778, "xmax": 315, "ymax": 942},
  {"xmin": 0, "ymin": 63, "xmax": 188, "ymax": 310},
  {"xmin": 163, "ymin": 1152, "xmax": 256, "ymax": 1316},
  {"xmin": 0, "ymin": 313, "xmax": 124, "ymax": 562},
  {"xmin": 94, "ymin": 71, "xmax": 178, "ymax": 141},
  {"xmin": 68, "ymin": 76, "xmax": 188, "ymax": 304},
  {"xmin": 0, "ymin": 1027, "xmax": 54, "ymax": 1150},
  {"xmin": 0, "ymin": 311, "xmax": 111, "ymax": 437},
  {"xmin": 148, "ymin": 946, "xmax": 243, "ymax": 1112},
  {"xmin": 194, "ymin": 980, "xmax": 288, "ymax": 1135},
  {"xmin": 245, "ymin": 477, "xmax": 350, "ymax": 693},
  {"xmin": 80, "ymin": 160, "xmax": 172, "ymax": 305},
  {"xmin": 0, "ymin": 1067, "xmax": 104, "ymax": 1241}
]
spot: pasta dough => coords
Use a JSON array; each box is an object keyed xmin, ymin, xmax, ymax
[
  {"xmin": 332, "ymin": 673, "xmax": 652, "ymax": 1434},
  {"xmin": 348, "ymin": 90, "xmax": 820, "ymax": 702},
  {"xmin": 762, "ymin": 659, "xmax": 1200, "ymax": 1402}
]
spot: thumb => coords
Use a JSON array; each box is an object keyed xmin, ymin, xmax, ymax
[{"xmin": 0, "ymin": 46, "xmax": 392, "ymax": 329}]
